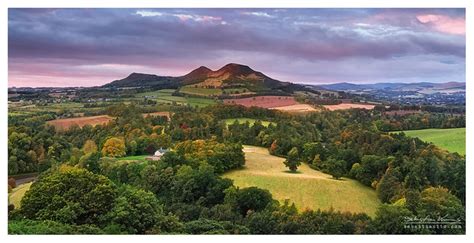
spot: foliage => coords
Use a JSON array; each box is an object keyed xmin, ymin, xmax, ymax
[
  {"xmin": 19, "ymin": 168, "xmax": 118, "ymax": 225},
  {"xmin": 101, "ymin": 137, "xmax": 126, "ymax": 158},
  {"xmin": 107, "ymin": 186, "xmax": 164, "ymax": 234},
  {"xmin": 283, "ymin": 147, "xmax": 300, "ymax": 172},
  {"xmin": 232, "ymin": 187, "xmax": 274, "ymax": 216}
]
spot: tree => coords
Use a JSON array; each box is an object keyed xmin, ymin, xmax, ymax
[
  {"xmin": 284, "ymin": 147, "xmax": 300, "ymax": 172},
  {"xmin": 376, "ymin": 166, "xmax": 402, "ymax": 203},
  {"xmin": 311, "ymin": 154, "xmax": 322, "ymax": 169},
  {"xmin": 234, "ymin": 187, "xmax": 273, "ymax": 216},
  {"xmin": 108, "ymin": 186, "xmax": 164, "ymax": 234},
  {"xmin": 82, "ymin": 139, "xmax": 98, "ymax": 154},
  {"xmin": 78, "ymin": 152, "xmax": 101, "ymax": 174},
  {"xmin": 101, "ymin": 137, "xmax": 126, "ymax": 158},
  {"xmin": 371, "ymin": 204, "xmax": 416, "ymax": 234},
  {"xmin": 417, "ymin": 187, "xmax": 464, "ymax": 223},
  {"xmin": 325, "ymin": 157, "xmax": 346, "ymax": 179},
  {"xmin": 19, "ymin": 168, "xmax": 118, "ymax": 225}
]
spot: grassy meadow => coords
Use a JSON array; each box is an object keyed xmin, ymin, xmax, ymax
[
  {"xmin": 179, "ymin": 86, "xmax": 223, "ymax": 96},
  {"xmin": 9, "ymin": 182, "xmax": 33, "ymax": 209},
  {"xmin": 224, "ymin": 145, "xmax": 381, "ymax": 217},
  {"xmin": 134, "ymin": 89, "xmax": 217, "ymax": 107},
  {"xmin": 117, "ymin": 155, "xmax": 149, "ymax": 161},
  {"xmin": 398, "ymin": 128, "xmax": 465, "ymax": 155}
]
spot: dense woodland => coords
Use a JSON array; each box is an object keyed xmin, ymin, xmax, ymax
[{"xmin": 8, "ymin": 103, "xmax": 465, "ymax": 234}]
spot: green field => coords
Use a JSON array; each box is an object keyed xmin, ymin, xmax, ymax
[
  {"xmin": 9, "ymin": 182, "xmax": 33, "ymax": 209},
  {"xmin": 179, "ymin": 86, "xmax": 223, "ymax": 96},
  {"xmin": 134, "ymin": 89, "xmax": 217, "ymax": 107},
  {"xmin": 223, "ymin": 118, "xmax": 274, "ymax": 127},
  {"xmin": 117, "ymin": 155, "xmax": 149, "ymax": 161},
  {"xmin": 397, "ymin": 128, "xmax": 465, "ymax": 155},
  {"xmin": 223, "ymin": 146, "xmax": 381, "ymax": 217}
]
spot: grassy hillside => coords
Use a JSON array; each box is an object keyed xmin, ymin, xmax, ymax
[
  {"xmin": 9, "ymin": 182, "xmax": 33, "ymax": 209},
  {"xmin": 224, "ymin": 145, "xmax": 380, "ymax": 217},
  {"xmin": 223, "ymin": 118, "xmax": 274, "ymax": 127},
  {"xmin": 399, "ymin": 128, "xmax": 465, "ymax": 155}
]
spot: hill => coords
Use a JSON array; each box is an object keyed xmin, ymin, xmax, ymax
[
  {"xmin": 104, "ymin": 72, "xmax": 178, "ymax": 88},
  {"xmin": 224, "ymin": 145, "xmax": 381, "ymax": 217},
  {"xmin": 103, "ymin": 63, "xmax": 306, "ymax": 94}
]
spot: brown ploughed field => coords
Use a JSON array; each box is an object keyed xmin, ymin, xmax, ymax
[
  {"xmin": 47, "ymin": 115, "xmax": 113, "ymax": 131},
  {"xmin": 323, "ymin": 103, "xmax": 375, "ymax": 111}
]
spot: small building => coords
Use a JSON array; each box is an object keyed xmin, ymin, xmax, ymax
[{"xmin": 147, "ymin": 148, "xmax": 169, "ymax": 161}]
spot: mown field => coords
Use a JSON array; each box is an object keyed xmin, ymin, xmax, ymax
[
  {"xmin": 224, "ymin": 145, "xmax": 380, "ymax": 217},
  {"xmin": 179, "ymin": 86, "xmax": 223, "ymax": 96},
  {"xmin": 223, "ymin": 118, "xmax": 274, "ymax": 127},
  {"xmin": 117, "ymin": 155, "xmax": 149, "ymax": 161},
  {"xmin": 9, "ymin": 182, "xmax": 33, "ymax": 209},
  {"xmin": 134, "ymin": 89, "xmax": 217, "ymax": 107},
  {"xmin": 398, "ymin": 128, "xmax": 465, "ymax": 155}
]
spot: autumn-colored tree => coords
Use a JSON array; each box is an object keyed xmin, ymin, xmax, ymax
[
  {"xmin": 82, "ymin": 139, "xmax": 98, "ymax": 154},
  {"xmin": 8, "ymin": 177, "xmax": 16, "ymax": 189},
  {"xmin": 269, "ymin": 140, "xmax": 278, "ymax": 154},
  {"xmin": 101, "ymin": 137, "xmax": 126, "ymax": 158}
]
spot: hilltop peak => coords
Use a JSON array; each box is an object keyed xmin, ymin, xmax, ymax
[
  {"xmin": 217, "ymin": 63, "xmax": 254, "ymax": 73},
  {"xmin": 181, "ymin": 66, "xmax": 213, "ymax": 84}
]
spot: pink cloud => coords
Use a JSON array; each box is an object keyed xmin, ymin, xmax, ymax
[{"xmin": 417, "ymin": 14, "xmax": 465, "ymax": 35}]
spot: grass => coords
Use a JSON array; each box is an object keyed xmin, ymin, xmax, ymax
[
  {"xmin": 134, "ymin": 89, "xmax": 217, "ymax": 108},
  {"xmin": 396, "ymin": 128, "xmax": 465, "ymax": 155},
  {"xmin": 117, "ymin": 155, "xmax": 149, "ymax": 161},
  {"xmin": 223, "ymin": 146, "xmax": 381, "ymax": 217},
  {"xmin": 179, "ymin": 86, "xmax": 223, "ymax": 96},
  {"xmin": 223, "ymin": 118, "xmax": 274, "ymax": 127},
  {"xmin": 9, "ymin": 182, "xmax": 33, "ymax": 209}
]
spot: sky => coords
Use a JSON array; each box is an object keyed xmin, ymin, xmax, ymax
[{"xmin": 8, "ymin": 8, "xmax": 465, "ymax": 87}]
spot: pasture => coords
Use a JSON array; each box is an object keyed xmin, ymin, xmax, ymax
[
  {"xmin": 179, "ymin": 86, "xmax": 223, "ymax": 96},
  {"xmin": 224, "ymin": 146, "xmax": 380, "ymax": 217},
  {"xmin": 397, "ymin": 128, "xmax": 465, "ymax": 155},
  {"xmin": 9, "ymin": 182, "xmax": 33, "ymax": 209},
  {"xmin": 134, "ymin": 89, "xmax": 217, "ymax": 107},
  {"xmin": 117, "ymin": 155, "xmax": 149, "ymax": 161}
]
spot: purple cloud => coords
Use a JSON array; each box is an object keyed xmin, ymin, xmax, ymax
[{"xmin": 8, "ymin": 8, "xmax": 465, "ymax": 87}]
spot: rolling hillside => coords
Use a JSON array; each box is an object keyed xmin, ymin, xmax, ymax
[{"xmin": 224, "ymin": 145, "xmax": 381, "ymax": 217}]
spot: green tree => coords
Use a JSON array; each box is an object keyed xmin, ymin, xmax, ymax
[
  {"xmin": 19, "ymin": 168, "xmax": 118, "ymax": 225},
  {"xmin": 324, "ymin": 157, "xmax": 346, "ymax": 179},
  {"xmin": 108, "ymin": 186, "xmax": 164, "ymax": 234},
  {"xmin": 234, "ymin": 187, "xmax": 273, "ymax": 216},
  {"xmin": 371, "ymin": 204, "xmax": 416, "ymax": 234},
  {"xmin": 376, "ymin": 166, "xmax": 402, "ymax": 203},
  {"xmin": 284, "ymin": 147, "xmax": 300, "ymax": 172}
]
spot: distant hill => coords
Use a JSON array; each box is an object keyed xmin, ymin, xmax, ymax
[
  {"xmin": 103, "ymin": 72, "xmax": 178, "ymax": 88},
  {"xmin": 103, "ymin": 63, "xmax": 292, "ymax": 92}
]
